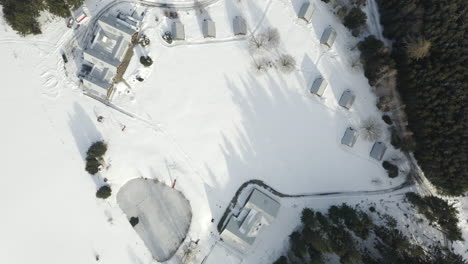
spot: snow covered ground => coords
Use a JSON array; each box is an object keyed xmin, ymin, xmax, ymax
[
  {"xmin": 0, "ymin": 0, "xmax": 466, "ymax": 263},
  {"xmin": 117, "ymin": 178, "xmax": 192, "ymax": 262}
]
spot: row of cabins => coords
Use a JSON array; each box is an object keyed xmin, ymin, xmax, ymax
[
  {"xmin": 311, "ymin": 77, "xmax": 386, "ymax": 160},
  {"xmin": 310, "ymin": 77, "xmax": 356, "ymax": 109},
  {"xmin": 298, "ymin": 2, "xmax": 337, "ymax": 48},
  {"xmin": 298, "ymin": 1, "xmax": 387, "ymax": 161},
  {"xmin": 341, "ymin": 127, "xmax": 387, "ymax": 161},
  {"xmin": 170, "ymin": 16, "xmax": 247, "ymax": 41}
]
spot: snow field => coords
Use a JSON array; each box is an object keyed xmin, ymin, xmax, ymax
[{"xmin": 0, "ymin": 0, "xmax": 466, "ymax": 263}]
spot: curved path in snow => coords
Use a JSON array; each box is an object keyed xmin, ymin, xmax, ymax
[{"xmin": 217, "ymin": 178, "xmax": 414, "ymax": 232}]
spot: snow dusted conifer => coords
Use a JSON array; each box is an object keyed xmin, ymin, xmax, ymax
[
  {"xmin": 360, "ymin": 118, "xmax": 383, "ymax": 141},
  {"xmin": 277, "ymin": 54, "xmax": 296, "ymax": 74}
]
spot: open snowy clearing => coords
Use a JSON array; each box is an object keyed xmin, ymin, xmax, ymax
[
  {"xmin": 117, "ymin": 178, "xmax": 192, "ymax": 261},
  {"xmin": 0, "ymin": 0, "xmax": 467, "ymax": 263}
]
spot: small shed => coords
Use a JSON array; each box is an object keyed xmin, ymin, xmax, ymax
[
  {"xmin": 310, "ymin": 77, "xmax": 328, "ymax": 96},
  {"xmin": 233, "ymin": 16, "xmax": 247, "ymax": 36},
  {"xmin": 203, "ymin": 19, "xmax": 216, "ymax": 38},
  {"xmin": 172, "ymin": 22, "xmax": 185, "ymax": 40},
  {"xmin": 320, "ymin": 27, "xmax": 337, "ymax": 48},
  {"xmin": 339, "ymin": 90, "xmax": 356, "ymax": 109},
  {"xmin": 370, "ymin": 142, "xmax": 387, "ymax": 161},
  {"xmin": 298, "ymin": 2, "xmax": 315, "ymax": 23},
  {"xmin": 341, "ymin": 127, "xmax": 358, "ymax": 147}
]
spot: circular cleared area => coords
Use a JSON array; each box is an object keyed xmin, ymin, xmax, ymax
[{"xmin": 117, "ymin": 178, "xmax": 192, "ymax": 262}]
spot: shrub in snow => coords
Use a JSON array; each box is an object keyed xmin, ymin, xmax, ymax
[
  {"xmin": 140, "ymin": 56, "xmax": 153, "ymax": 67},
  {"xmin": 382, "ymin": 114, "xmax": 393, "ymax": 125},
  {"xmin": 96, "ymin": 185, "xmax": 112, "ymax": 199},
  {"xmin": 130, "ymin": 216, "xmax": 139, "ymax": 227},
  {"xmin": 85, "ymin": 141, "xmax": 107, "ymax": 175},
  {"xmin": 162, "ymin": 31, "xmax": 173, "ymax": 44},
  {"xmin": 277, "ymin": 54, "xmax": 296, "ymax": 74},
  {"xmin": 343, "ymin": 7, "xmax": 367, "ymax": 31},
  {"xmin": 360, "ymin": 118, "xmax": 383, "ymax": 141},
  {"xmin": 382, "ymin": 161, "xmax": 399, "ymax": 178},
  {"xmin": 87, "ymin": 141, "xmax": 107, "ymax": 158},
  {"xmin": 85, "ymin": 157, "xmax": 101, "ymax": 175}
]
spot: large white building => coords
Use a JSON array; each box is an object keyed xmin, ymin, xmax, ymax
[
  {"xmin": 82, "ymin": 14, "xmax": 139, "ymax": 99},
  {"xmin": 220, "ymin": 189, "xmax": 280, "ymax": 251}
]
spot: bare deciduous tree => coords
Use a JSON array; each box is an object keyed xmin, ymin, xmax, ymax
[
  {"xmin": 264, "ymin": 27, "xmax": 280, "ymax": 49},
  {"xmin": 252, "ymin": 58, "xmax": 269, "ymax": 75},
  {"xmin": 248, "ymin": 34, "xmax": 268, "ymax": 53},
  {"xmin": 405, "ymin": 36, "xmax": 431, "ymax": 60},
  {"xmin": 361, "ymin": 117, "xmax": 383, "ymax": 141},
  {"xmin": 277, "ymin": 54, "xmax": 296, "ymax": 74}
]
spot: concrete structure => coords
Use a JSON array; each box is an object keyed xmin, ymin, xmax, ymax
[
  {"xmin": 221, "ymin": 189, "xmax": 280, "ymax": 251},
  {"xmin": 341, "ymin": 127, "xmax": 358, "ymax": 147},
  {"xmin": 339, "ymin": 90, "xmax": 356, "ymax": 109},
  {"xmin": 172, "ymin": 22, "xmax": 185, "ymax": 40},
  {"xmin": 82, "ymin": 14, "xmax": 139, "ymax": 99},
  {"xmin": 370, "ymin": 142, "xmax": 387, "ymax": 161},
  {"xmin": 233, "ymin": 16, "xmax": 247, "ymax": 36},
  {"xmin": 298, "ymin": 2, "xmax": 315, "ymax": 23},
  {"xmin": 320, "ymin": 27, "xmax": 337, "ymax": 48},
  {"xmin": 203, "ymin": 19, "xmax": 216, "ymax": 38},
  {"xmin": 310, "ymin": 76, "xmax": 328, "ymax": 96}
]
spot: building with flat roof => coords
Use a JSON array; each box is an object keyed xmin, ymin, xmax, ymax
[
  {"xmin": 221, "ymin": 189, "xmax": 280, "ymax": 251},
  {"xmin": 82, "ymin": 14, "xmax": 139, "ymax": 99},
  {"xmin": 298, "ymin": 2, "xmax": 315, "ymax": 23}
]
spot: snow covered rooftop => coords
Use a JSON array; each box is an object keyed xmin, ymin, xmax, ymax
[
  {"xmin": 172, "ymin": 22, "xmax": 185, "ymax": 40},
  {"xmin": 203, "ymin": 19, "xmax": 216, "ymax": 38},
  {"xmin": 320, "ymin": 27, "xmax": 337, "ymax": 48},
  {"xmin": 341, "ymin": 127, "xmax": 358, "ymax": 147},
  {"xmin": 298, "ymin": 2, "xmax": 315, "ymax": 23},
  {"xmin": 370, "ymin": 142, "xmax": 387, "ymax": 161},
  {"xmin": 233, "ymin": 16, "xmax": 247, "ymax": 36},
  {"xmin": 82, "ymin": 14, "xmax": 138, "ymax": 99},
  {"xmin": 221, "ymin": 189, "xmax": 280, "ymax": 251},
  {"xmin": 339, "ymin": 90, "xmax": 356, "ymax": 109},
  {"xmin": 310, "ymin": 76, "xmax": 328, "ymax": 96}
]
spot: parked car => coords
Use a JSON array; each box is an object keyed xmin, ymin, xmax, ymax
[{"xmin": 67, "ymin": 18, "xmax": 74, "ymax": 28}]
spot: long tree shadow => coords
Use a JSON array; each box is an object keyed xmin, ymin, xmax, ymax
[{"xmin": 68, "ymin": 102, "xmax": 104, "ymax": 186}]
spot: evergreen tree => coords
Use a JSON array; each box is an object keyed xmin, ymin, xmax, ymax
[
  {"xmin": 96, "ymin": 185, "xmax": 111, "ymax": 199},
  {"xmin": 343, "ymin": 7, "xmax": 367, "ymax": 30},
  {"xmin": 376, "ymin": 0, "xmax": 468, "ymax": 195}
]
